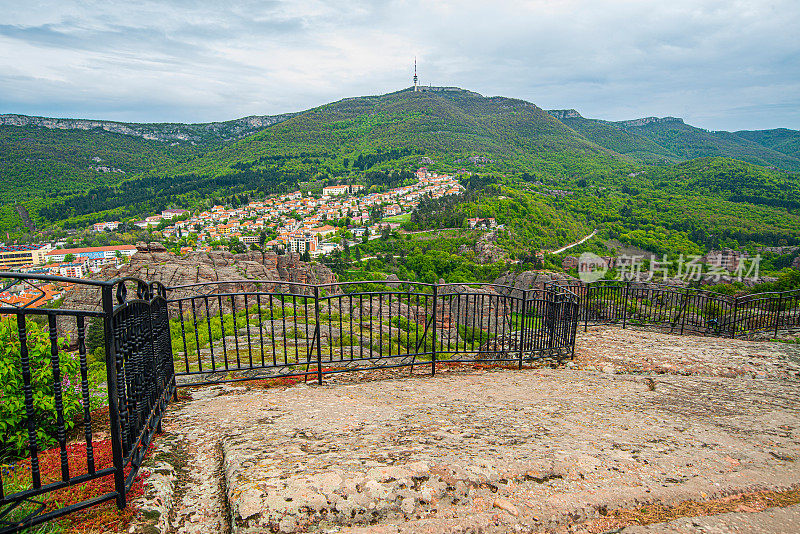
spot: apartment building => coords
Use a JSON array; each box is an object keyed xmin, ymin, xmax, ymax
[
  {"xmin": 92, "ymin": 221, "xmax": 120, "ymax": 232},
  {"xmin": 0, "ymin": 244, "xmax": 49, "ymax": 269},
  {"xmin": 46, "ymin": 245, "xmax": 137, "ymax": 263}
]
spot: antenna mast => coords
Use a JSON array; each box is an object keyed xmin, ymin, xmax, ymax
[{"xmin": 413, "ymin": 58, "xmax": 418, "ymax": 92}]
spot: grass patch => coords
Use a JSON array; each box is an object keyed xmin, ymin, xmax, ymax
[{"xmin": 383, "ymin": 213, "xmax": 411, "ymax": 224}]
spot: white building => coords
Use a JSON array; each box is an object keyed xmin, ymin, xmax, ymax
[{"xmin": 46, "ymin": 245, "xmax": 138, "ymax": 263}]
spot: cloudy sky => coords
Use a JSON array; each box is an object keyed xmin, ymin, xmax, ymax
[{"xmin": 1, "ymin": 0, "xmax": 798, "ymax": 131}]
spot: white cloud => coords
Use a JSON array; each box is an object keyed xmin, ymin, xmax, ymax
[{"xmin": 0, "ymin": 0, "xmax": 797, "ymax": 130}]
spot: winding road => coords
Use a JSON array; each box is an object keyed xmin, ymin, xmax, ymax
[{"xmin": 550, "ymin": 229, "xmax": 598, "ymax": 254}]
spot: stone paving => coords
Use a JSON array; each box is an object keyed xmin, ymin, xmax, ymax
[{"xmin": 133, "ymin": 326, "xmax": 800, "ymax": 533}]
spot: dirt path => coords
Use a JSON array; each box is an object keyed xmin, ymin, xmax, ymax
[{"xmin": 550, "ymin": 228, "xmax": 597, "ymax": 255}]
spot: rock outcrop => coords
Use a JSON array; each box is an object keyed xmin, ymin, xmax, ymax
[
  {"xmin": 62, "ymin": 245, "xmax": 337, "ymax": 319},
  {"xmin": 615, "ymin": 116, "xmax": 684, "ymax": 128},
  {"xmin": 459, "ymin": 231, "xmax": 507, "ymax": 264},
  {"xmin": 493, "ymin": 270, "xmax": 581, "ymax": 298},
  {"xmin": 0, "ymin": 112, "xmax": 297, "ymax": 144},
  {"xmin": 547, "ymin": 109, "xmax": 583, "ymax": 120}
]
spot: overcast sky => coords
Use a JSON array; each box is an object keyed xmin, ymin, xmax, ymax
[{"xmin": 1, "ymin": 0, "xmax": 798, "ymax": 131}]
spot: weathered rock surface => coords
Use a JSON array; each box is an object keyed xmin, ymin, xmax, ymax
[
  {"xmin": 137, "ymin": 327, "xmax": 800, "ymax": 534},
  {"xmin": 575, "ymin": 325, "xmax": 800, "ymax": 379}
]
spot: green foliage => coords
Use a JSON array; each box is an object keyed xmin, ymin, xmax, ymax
[
  {"xmin": 0, "ymin": 320, "xmax": 82, "ymax": 461},
  {"xmin": 562, "ymin": 116, "xmax": 800, "ymax": 171},
  {"xmin": 751, "ymin": 269, "xmax": 800, "ymax": 293},
  {"xmin": 0, "ymin": 125, "xmax": 204, "ymax": 202},
  {"xmin": 563, "ymin": 157, "xmax": 800, "ymax": 253}
]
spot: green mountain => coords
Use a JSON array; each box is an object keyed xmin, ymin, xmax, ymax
[
  {"xmin": 3, "ymin": 87, "xmax": 800, "ymax": 251},
  {"xmin": 156, "ymin": 87, "xmax": 625, "ymax": 178},
  {"xmin": 549, "ymin": 110, "xmax": 800, "ymax": 171},
  {"xmin": 31, "ymin": 88, "xmax": 636, "ymax": 226}
]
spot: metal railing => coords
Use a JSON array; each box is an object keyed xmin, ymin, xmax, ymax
[
  {"xmin": 3, "ymin": 271, "xmax": 798, "ymax": 532},
  {"xmin": 166, "ymin": 280, "xmax": 580, "ymax": 385},
  {"xmin": 574, "ymin": 280, "xmax": 800, "ymax": 338},
  {"xmin": 0, "ymin": 273, "xmax": 578, "ymax": 532},
  {"xmin": 0, "ymin": 273, "xmax": 174, "ymax": 534}
]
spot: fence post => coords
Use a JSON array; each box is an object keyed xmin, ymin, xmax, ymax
[
  {"xmin": 547, "ymin": 287, "xmax": 556, "ymax": 355},
  {"xmin": 571, "ymin": 299, "xmax": 578, "ymax": 359},
  {"xmin": 621, "ymin": 281, "xmax": 630, "ymax": 329},
  {"xmin": 101, "ymin": 283, "xmax": 127, "ymax": 509},
  {"xmin": 431, "ymin": 284, "xmax": 438, "ymax": 376},
  {"xmin": 731, "ymin": 298, "xmax": 738, "ymax": 339},
  {"xmin": 584, "ymin": 284, "xmax": 589, "ymax": 332},
  {"xmin": 774, "ymin": 295, "xmax": 782, "ymax": 338},
  {"xmin": 518, "ymin": 289, "xmax": 527, "ymax": 369},
  {"xmin": 314, "ymin": 286, "xmax": 323, "ymax": 386},
  {"xmin": 680, "ymin": 288, "xmax": 689, "ymax": 336}
]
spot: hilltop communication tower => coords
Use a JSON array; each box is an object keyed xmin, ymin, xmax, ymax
[{"xmin": 413, "ymin": 58, "xmax": 418, "ymax": 91}]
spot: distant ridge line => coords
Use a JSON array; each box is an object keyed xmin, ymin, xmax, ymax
[{"xmin": 0, "ymin": 112, "xmax": 298, "ymax": 144}]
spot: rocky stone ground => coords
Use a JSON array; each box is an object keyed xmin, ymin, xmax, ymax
[
  {"xmin": 574, "ymin": 325, "xmax": 800, "ymax": 379},
  {"xmin": 131, "ymin": 326, "xmax": 800, "ymax": 533}
]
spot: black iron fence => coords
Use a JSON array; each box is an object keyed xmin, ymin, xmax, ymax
[
  {"xmin": 0, "ymin": 273, "xmax": 174, "ymax": 534},
  {"xmin": 7, "ymin": 268, "xmax": 800, "ymax": 532},
  {"xmin": 573, "ymin": 280, "xmax": 800, "ymax": 338},
  {"xmin": 166, "ymin": 280, "xmax": 580, "ymax": 385},
  {"xmin": 0, "ymin": 273, "xmax": 577, "ymax": 532}
]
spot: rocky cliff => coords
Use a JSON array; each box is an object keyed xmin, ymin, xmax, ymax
[
  {"xmin": 62, "ymin": 244, "xmax": 337, "ymax": 319},
  {"xmin": 457, "ymin": 231, "xmax": 508, "ymax": 264},
  {"xmin": 0, "ymin": 113, "xmax": 297, "ymax": 145},
  {"xmin": 547, "ymin": 109, "xmax": 583, "ymax": 120},
  {"xmin": 614, "ymin": 116, "xmax": 684, "ymax": 128},
  {"xmin": 493, "ymin": 270, "xmax": 581, "ymax": 298}
]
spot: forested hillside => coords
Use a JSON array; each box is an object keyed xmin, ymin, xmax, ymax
[
  {"xmin": 142, "ymin": 88, "xmax": 627, "ymax": 179},
  {"xmin": 28, "ymin": 88, "xmax": 633, "ymax": 227},
  {"xmin": 0, "ymin": 125, "xmax": 204, "ymax": 200},
  {"xmin": 2, "ymin": 87, "xmax": 800, "ymax": 259},
  {"xmin": 553, "ymin": 111, "xmax": 800, "ymax": 171},
  {"xmin": 558, "ymin": 157, "xmax": 800, "ymax": 252}
]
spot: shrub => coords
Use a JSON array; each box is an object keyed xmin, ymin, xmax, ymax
[
  {"xmin": 0, "ymin": 319, "xmax": 82, "ymax": 461},
  {"xmin": 702, "ymin": 301, "xmax": 724, "ymax": 319}
]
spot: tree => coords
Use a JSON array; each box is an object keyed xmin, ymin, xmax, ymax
[
  {"xmin": 229, "ymin": 237, "xmax": 246, "ymax": 254},
  {"xmin": 64, "ymin": 253, "xmax": 76, "ymax": 263}
]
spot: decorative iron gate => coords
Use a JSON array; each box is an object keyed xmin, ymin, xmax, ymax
[{"xmin": 0, "ymin": 273, "xmax": 174, "ymax": 534}]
